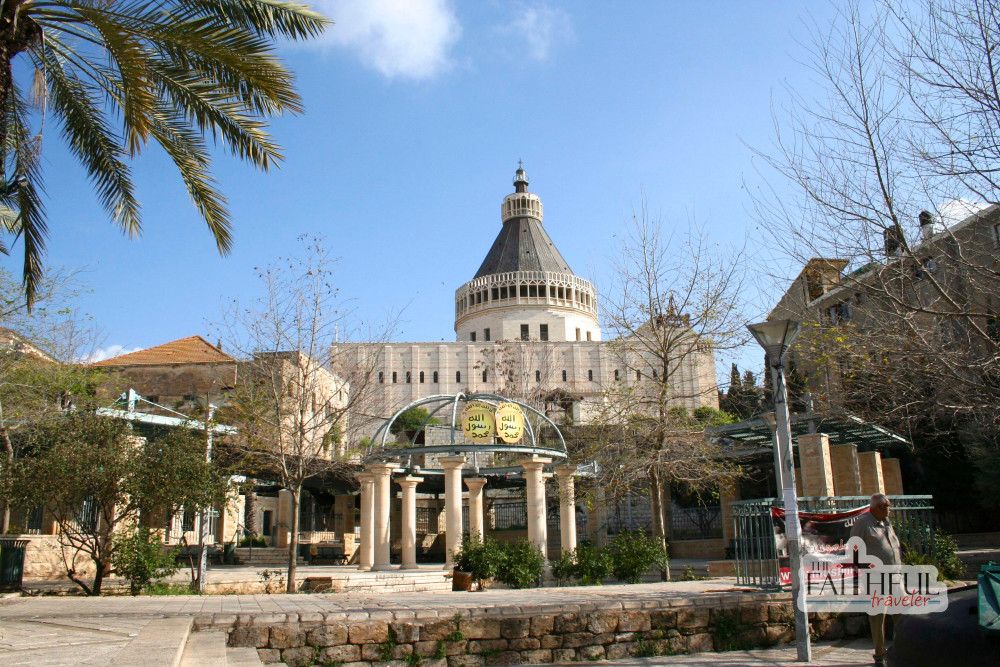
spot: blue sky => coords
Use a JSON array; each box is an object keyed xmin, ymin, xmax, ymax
[{"xmin": 9, "ymin": 1, "xmax": 846, "ymax": 375}]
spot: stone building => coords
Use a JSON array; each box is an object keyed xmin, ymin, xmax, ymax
[{"xmin": 336, "ymin": 165, "xmax": 718, "ymax": 432}]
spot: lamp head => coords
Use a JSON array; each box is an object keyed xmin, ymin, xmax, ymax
[{"xmin": 747, "ymin": 320, "xmax": 802, "ymax": 364}]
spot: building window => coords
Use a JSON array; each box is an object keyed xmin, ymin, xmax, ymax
[
  {"xmin": 540, "ymin": 324, "xmax": 548, "ymax": 341},
  {"xmin": 521, "ymin": 324, "xmax": 529, "ymax": 340},
  {"xmin": 419, "ymin": 371, "xmax": 425, "ymax": 383},
  {"xmin": 433, "ymin": 371, "xmax": 439, "ymax": 383},
  {"xmin": 456, "ymin": 371, "xmax": 461, "ymax": 383},
  {"xmin": 392, "ymin": 371, "xmax": 397, "ymax": 383},
  {"xmin": 615, "ymin": 369, "xmax": 620, "ymax": 381},
  {"xmin": 575, "ymin": 328, "xmax": 581, "ymax": 341},
  {"xmin": 536, "ymin": 370, "xmax": 541, "ymax": 382},
  {"xmin": 652, "ymin": 369, "xmax": 658, "ymax": 380},
  {"xmin": 378, "ymin": 371, "xmax": 384, "ymax": 384},
  {"xmin": 406, "ymin": 371, "xmax": 411, "ymax": 383},
  {"xmin": 636, "ymin": 370, "xmax": 641, "ymax": 381},
  {"xmin": 182, "ymin": 508, "xmax": 195, "ymax": 533},
  {"xmin": 562, "ymin": 370, "xmax": 568, "ymax": 382},
  {"xmin": 470, "ymin": 331, "xmax": 476, "ymax": 342},
  {"xmin": 993, "ymin": 223, "xmax": 1000, "ymax": 247},
  {"xmin": 520, "ymin": 284, "xmax": 528, "ymax": 297},
  {"xmin": 586, "ymin": 331, "xmax": 592, "ymax": 341},
  {"xmin": 482, "ymin": 370, "xmax": 488, "ymax": 382},
  {"xmin": 588, "ymin": 369, "xmax": 593, "ymax": 381},
  {"xmin": 484, "ymin": 328, "xmax": 491, "ymax": 341}
]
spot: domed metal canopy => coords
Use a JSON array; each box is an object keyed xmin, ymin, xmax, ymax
[{"xmin": 364, "ymin": 392, "xmax": 568, "ymax": 471}]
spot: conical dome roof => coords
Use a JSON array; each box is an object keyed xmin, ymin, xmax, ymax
[{"xmin": 473, "ymin": 217, "xmax": 573, "ymax": 278}]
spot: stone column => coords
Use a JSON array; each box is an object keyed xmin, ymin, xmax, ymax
[
  {"xmin": 398, "ymin": 475, "xmax": 424, "ymax": 569},
  {"xmin": 798, "ymin": 433, "xmax": 835, "ymax": 497},
  {"xmin": 370, "ymin": 463, "xmax": 396, "ymax": 571},
  {"xmin": 357, "ymin": 472, "xmax": 375, "ymax": 570},
  {"xmin": 439, "ymin": 455, "xmax": 467, "ymax": 568},
  {"xmin": 555, "ymin": 464, "xmax": 578, "ymax": 556},
  {"xmin": 276, "ymin": 489, "xmax": 293, "ymax": 548},
  {"xmin": 719, "ymin": 480, "xmax": 740, "ymax": 547},
  {"xmin": 518, "ymin": 456, "xmax": 552, "ymax": 559},
  {"xmin": 882, "ymin": 458, "xmax": 904, "ymax": 495},
  {"xmin": 830, "ymin": 444, "xmax": 861, "ymax": 496},
  {"xmin": 464, "ymin": 477, "xmax": 487, "ymax": 540},
  {"xmin": 858, "ymin": 451, "xmax": 885, "ymax": 496}
]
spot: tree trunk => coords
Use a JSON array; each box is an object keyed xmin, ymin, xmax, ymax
[
  {"xmin": 0, "ymin": 399, "xmax": 13, "ymax": 534},
  {"xmin": 286, "ymin": 486, "xmax": 300, "ymax": 593},
  {"xmin": 245, "ymin": 491, "xmax": 258, "ymax": 536},
  {"xmin": 649, "ymin": 469, "xmax": 669, "ymax": 581}
]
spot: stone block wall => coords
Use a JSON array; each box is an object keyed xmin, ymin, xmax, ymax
[{"xmin": 219, "ymin": 598, "xmax": 869, "ymax": 667}]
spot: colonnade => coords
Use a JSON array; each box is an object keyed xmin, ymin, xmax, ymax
[{"xmin": 356, "ymin": 456, "xmax": 578, "ymax": 570}]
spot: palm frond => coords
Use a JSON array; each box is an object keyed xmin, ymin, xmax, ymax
[{"xmin": 180, "ymin": 0, "xmax": 330, "ymax": 40}]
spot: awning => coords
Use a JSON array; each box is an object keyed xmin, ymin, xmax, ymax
[{"xmin": 705, "ymin": 410, "xmax": 910, "ymax": 451}]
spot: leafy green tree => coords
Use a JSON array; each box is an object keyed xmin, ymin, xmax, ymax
[
  {"xmin": 10, "ymin": 413, "xmax": 228, "ymax": 595},
  {"xmin": 389, "ymin": 406, "xmax": 441, "ymax": 435},
  {"xmin": 0, "ymin": 1, "xmax": 328, "ymax": 305}
]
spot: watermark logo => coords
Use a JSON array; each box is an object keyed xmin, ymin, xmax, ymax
[{"xmin": 798, "ymin": 537, "xmax": 948, "ymax": 615}]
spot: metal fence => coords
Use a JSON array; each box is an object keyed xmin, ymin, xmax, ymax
[
  {"xmin": 491, "ymin": 501, "xmax": 527, "ymax": 530},
  {"xmin": 672, "ymin": 506, "xmax": 723, "ymax": 540},
  {"xmin": 731, "ymin": 495, "xmax": 935, "ymax": 588}
]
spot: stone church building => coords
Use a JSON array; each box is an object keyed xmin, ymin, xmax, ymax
[{"xmin": 336, "ymin": 164, "xmax": 718, "ymax": 429}]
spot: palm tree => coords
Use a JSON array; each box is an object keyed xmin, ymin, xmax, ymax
[{"xmin": 0, "ymin": 1, "xmax": 328, "ymax": 305}]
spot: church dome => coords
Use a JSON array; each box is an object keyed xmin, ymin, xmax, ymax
[{"xmin": 455, "ymin": 166, "xmax": 601, "ymax": 343}]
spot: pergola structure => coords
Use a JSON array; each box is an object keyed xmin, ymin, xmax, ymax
[{"xmin": 358, "ymin": 393, "xmax": 580, "ymax": 571}]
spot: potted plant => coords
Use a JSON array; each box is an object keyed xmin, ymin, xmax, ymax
[{"xmin": 454, "ymin": 534, "xmax": 497, "ymax": 591}]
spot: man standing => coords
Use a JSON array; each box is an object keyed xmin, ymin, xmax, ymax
[{"xmin": 850, "ymin": 493, "xmax": 901, "ymax": 667}]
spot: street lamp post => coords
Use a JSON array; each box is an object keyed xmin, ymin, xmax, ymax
[{"xmin": 748, "ymin": 319, "xmax": 811, "ymax": 663}]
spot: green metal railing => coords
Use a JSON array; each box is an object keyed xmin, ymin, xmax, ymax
[{"xmin": 731, "ymin": 495, "xmax": 935, "ymax": 588}]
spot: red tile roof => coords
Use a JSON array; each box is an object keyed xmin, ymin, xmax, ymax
[{"xmin": 90, "ymin": 335, "xmax": 235, "ymax": 367}]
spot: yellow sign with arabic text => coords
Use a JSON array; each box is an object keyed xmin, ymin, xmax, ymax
[
  {"xmin": 494, "ymin": 402, "xmax": 525, "ymax": 443},
  {"xmin": 461, "ymin": 401, "xmax": 495, "ymax": 442}
]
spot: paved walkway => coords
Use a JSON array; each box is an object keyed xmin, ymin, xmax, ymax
[{"xmin": 0, "ymin": 581, "xmax": 881, "ymax": 666}]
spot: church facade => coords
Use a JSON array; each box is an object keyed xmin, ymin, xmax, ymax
[{"xmin": 335, "ymin": 165, "xmax": 718, "ymax": 431}]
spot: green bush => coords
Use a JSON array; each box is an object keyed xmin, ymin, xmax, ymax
[
  {"xmin": 551, "ymin": 548, "xmax": 577, "ymax": 585},
  {"xmin": 933, "ymin": 529, "xmax": 966, "ymax": 580},
  {"xmin": 575, "ymin": 543, "xmax": 615, "ymax": 585},
  {"xmin": 609, "ymin": 530, "xmax": 669, "ymax": 584},
  {"xmin": 112, "ymin": 525, "xmax": 178, "ymax": 595},
  {"xmin": 495, "ymin": 539, "xmax": 545, "ymax": 589},
  {"xmin": 238, "ymin": 534, "xmax": 267, "ymax": 548},
  {"xmin": 454, "ymin": 534, "xmax": 498, "ymax": 589}
]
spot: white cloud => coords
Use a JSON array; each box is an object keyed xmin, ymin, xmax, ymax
[
  {"xmin": 315, "ymin": 0, "xmax": 461, "ymax": 80},
  {"xmin": 936, "ymin": 198, "xmax": 989, "ymax": 229},
  {"xmin": 497, "ymin": 2, "xmax": 574, "ymax": 62},
  {"xmin": 88, "ymin": 344, "xmax": 142, "ymax": 363}
]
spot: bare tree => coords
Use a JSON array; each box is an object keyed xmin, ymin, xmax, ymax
[
  {"xmin": 219, "ymin": 237, "xmax": 390, "ymax": 592},
  {"xmin": 585, "ymin": 203, "xmax": 747, "ymax": 556},
  {"xmin": 750, "ymin": 0, "xmax": 1000, "ymax": 443}
]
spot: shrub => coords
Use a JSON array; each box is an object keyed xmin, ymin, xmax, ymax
[
  {"xmin": 609, "ymin": 530, "xmax": 669, "ymax": 583},
  {"xmin": 454, "ymin": 533, "xmax": 498, "ymax": 589},
  {"xmin": 551, "ymin": 548, "xmax": 577, "ymax": 585},
  {"xmin": 112, "ymin": 525, "xmax": 178, "ymax": 595},
  {"xmin": 933, "ymin": 529, "xmax": 966, "ymax": 580},
  {"xmin": 575, "ymin": 543, "xmax": 614, "ymax": 585},
  {"xmin": 494, "ymin": 539, "xmax": 545, "ymax": 589},
  {"xmin": 238, "ymin": 534, "xmax": 267, "ymax": 548}
]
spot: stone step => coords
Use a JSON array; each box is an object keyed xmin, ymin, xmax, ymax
[
  {"xmin": 110, "ymin": 617, "xmax": 193, "ymax": 667},
  {"xmin": 179, "ymin": 630, "xmax": 227, "ymax": 667},
  {"xmin": 226, "ymin": 646, "xmax": 265, "ymax": 667}
]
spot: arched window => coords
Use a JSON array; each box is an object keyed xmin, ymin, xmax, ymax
[
  {"xmin": 419, "ymin": 371, "xmax": 425, "ymax": 383},
  {"xmin": 562, "ymin": 370, "xmax": 567, "ymax": 382},
  {"xmin": 535, "ymin": 370, "xmax": 541, "ymax": 382},
  {"xmin": 456, "ymin": 371, "xmax": 461, "ymax": 383},
  {"xmin": 378, "ymin": 371, "xmax": 384, "ymax": 384},
  {"xmin": 482, "ymin": 370, "xmax": 488, "ymax": 382},
  {"xmin": 392, "ymin": 371, "xmax": 397, "ymax": 383},
  {"xmin": 406, "ymin": 371, "xmax": 411, "ymax": 384},
  {"xmin": 588, "ymin": 370, "xmax": 593, "ymax": 381},
  {"xmin": 433, "ymin": 371, "xmax": 439, "ymax": 383},
  {"xmin": 614, "ymin": 369, "xmax": 620, "ymax": 381}
]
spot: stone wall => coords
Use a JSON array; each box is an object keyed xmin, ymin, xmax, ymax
[{"xmin": 219, "ymin": 597, "xmax": 868, "ymax": 667}]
